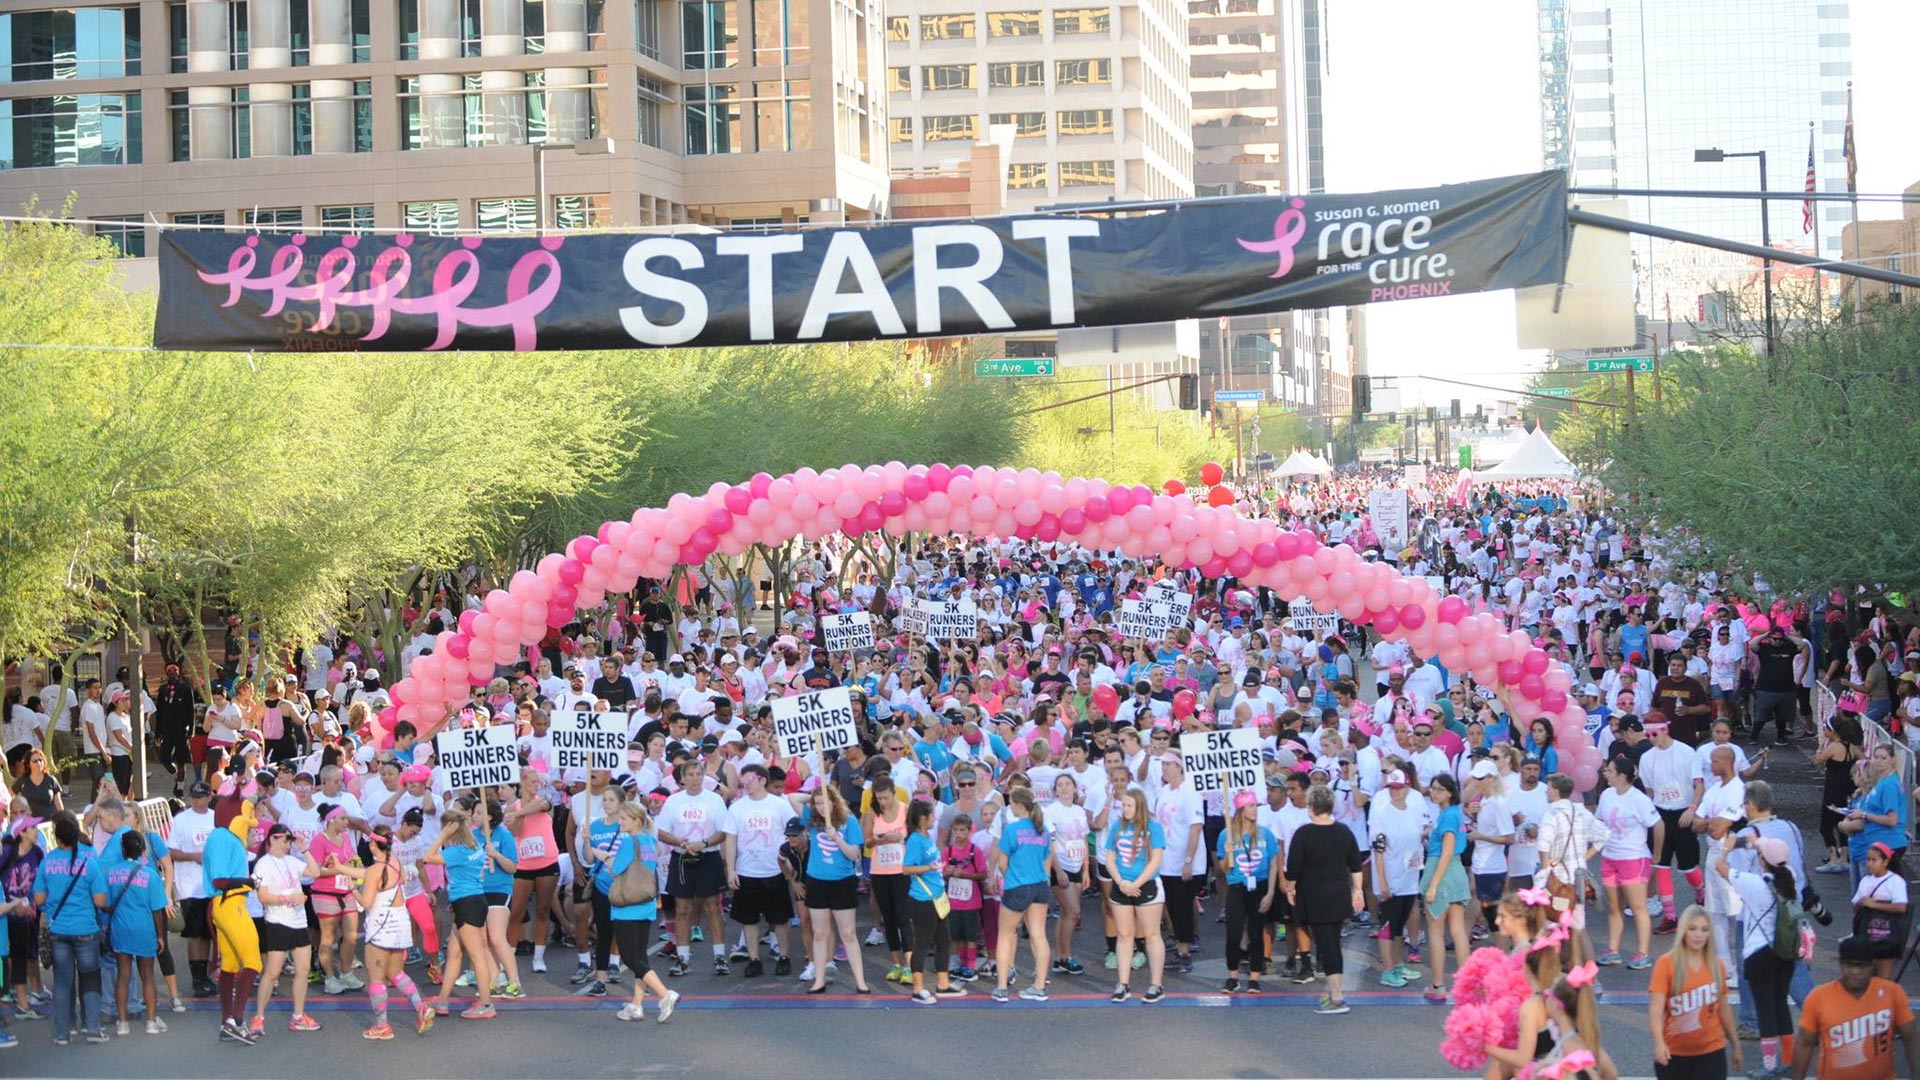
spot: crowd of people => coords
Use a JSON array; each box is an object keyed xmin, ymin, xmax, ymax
[{"xmin": 0, "ymin": 466, "xmax": 1917, "ymax": 1080}]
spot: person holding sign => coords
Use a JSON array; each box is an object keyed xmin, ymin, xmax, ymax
[
  {"xmin": 1101, "ymin": 786, "xmax": 1167, "ymax": 1003},
  {"xmin": 422, "ymin": 806, "xmax": 500, "ymax": 1021},
  {"xmin": 798, "ymin": 785, "xmax": 871, "ymax": 994}
]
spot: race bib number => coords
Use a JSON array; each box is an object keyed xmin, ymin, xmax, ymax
[
  {"xmin": 520, "ymin": 836, "xmax": 547, "ymax": 859},
  {"xmin": 1657, "ymin": 785, "xmax": 1683, "ymax": 806},
  {"xmin": 948, "ymin": 877, "xmax": 974, "ymax": 903},
  {"xmin": 681, "ymin": 808, "xmax": 708, "ymax": 842},
  {"xmin": 330, "ymin": 874, "xmax": 348, "ymax": 892},
  {"xmin": 873, "ymin": 843, "xmax": 905, "ymax": 872}
]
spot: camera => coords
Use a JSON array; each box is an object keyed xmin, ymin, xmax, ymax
[
  {"xmin": 1805, "ymin": 894, "xmax": 1833, "ymax": 926},
  {"xmin": 1371, "ymin": 834, "xmax": 1388, "ymax": 854}
]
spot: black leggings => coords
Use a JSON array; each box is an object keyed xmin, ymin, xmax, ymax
[
  {"xmin": 872, "ymin": 874, "xmax": 911, "ymax": 953},
  {"xmin": 153, "ymin": 911, "xmax": 176, "ymax": 978},
  {"xmin": 591, "ymin": 891, "xmax": 613, "ymax": 973},
  {"xmin": 1223, "ymin": 884, "xmax": 1271, "ymax": 973},
  {"xmin": 1743, "ymin": 948, "xmax": 1793, "ymax": 1038},
  {"xmin": 610, "ymin": 918, "xmax": 655, "ymax": 980},
  {"xmin": 1654, "ymin": 1050, "xmax": 1729, "ymax": 1080},
  {"xmin": 1307, "ymin": 921, "xmax": 1344, "ymax": 976},
  {"xmin": 905, "ymin": 897, "xmax": 949, "ymax": 977},
  {"xmin": 1161, "ymin": 876, "xmax": 1199, "ymax": 948}
]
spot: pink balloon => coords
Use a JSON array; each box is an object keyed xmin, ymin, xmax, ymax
[
  {"xmin": 1124, "ymin": 504, "xmax": 1154, "ymax": 534},
  {"xmin": 706, "ymin": 506, "xmax": 734, "ymax": 533},
  {"xmin": 1273, "ymin": 532, "xmax": 1302, "ymax": 562},
  {"xmin": 1374, "ymin": 607, "xmax": 1400, "ymax": 635},
  {"xmin": 1522, "ymin": 649, "xmax": 1550, "ymax": 676},
  {"xmin": 446, "ymin": 636, "xmax": 470, "ymax": 660},
  {"xmin": 879, "ymin": 490, "xmax": 908, "ymax": 517},
  {"xmin": 1036, "ymin": 514, "xmax": 1062, "ymax": 542},
  {"xmin": 1060, "ymin": 507, "xmax": 1087, "ymax": 534},
  {"xmin": 927, "ymin": 463, "xmax": 953, "ymax": 492},
  {"xmin": 1498, "ymin": 658, "xmax": 1524, "ymax": 684},
  {"xmin": 1519, "ymin": 673, "xmax": 1545, "ymax": 699},
  {"xmin": 1465, "ymin": 643, "xmax": 1493, "ymax": 670},
  {"xmin": 749, "ymin": 472, "xmax": 774, "ymax": 498},
  {"xmin": 1250, "ymin": 541, "xmax": 1279, "ymax": 568},
  {"xmin": 1436, "ymin": 596, "xmax": 1467, "ymax": 624},
  {"xmin": 1329, "ymin": 571, "xmax": 1356, "ymax": 600},
  {"xmin": 902, "ymin": 472, "xmax": 930, "ymax": 502},
  {"xmin": 1226, "ymin": 550, "xmax": 1254, "ymax": 577},
  {"xmin": 457, "ymin": 609, "xmax": 479, "ymax": 635},
  {"xmin": 1199, "ymin": 556, "xmax": 1228, "ymax": 579},
  {"xmin": 1015, "ymin": 499, "xmax": 1044, "ymax": 527},
  {"xmin": 1084, "ymin": 497, "xmax": 1111, "ymax": 523},
  {"xmin": 1540, "ymin": 689, "xmax": 1568, "ymax": 714},
  {"xmin": 1399, "ymin": 603, "xmax": 1426, "ymax": 630}
]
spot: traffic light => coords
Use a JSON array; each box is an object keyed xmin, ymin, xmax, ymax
[
  {"xmin": 1352, "ymin": 375, "xmax": 1371, "ymax": 420},
  {"xmin": 1177, "ymin": 373, "xmax": 1198, "ymax": 410},
  {"xmin": 1450, "ymin": 399, "xmax": 1461, "ymax": 420}
]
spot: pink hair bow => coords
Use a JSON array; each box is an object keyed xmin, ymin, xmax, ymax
[
  {"xmin": 1565, "ymin": 961, "xmax": 1598, "ymax": 987},
  {"xmin": 1540, "ymin": 1051, "xmax": 1597, "ymax": 1080},
  {"xmin": 1517, "ymin": 885, "xmax": 1553, "ymax": 907},
  {"xmin": 1528, "ymin": 924, "xmax": 1569, "ymax": 953}
]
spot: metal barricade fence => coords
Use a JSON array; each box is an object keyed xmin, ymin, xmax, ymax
[{"xmin": 1824, "ymin": 681, "xmax": 1919, "ymax": 844}]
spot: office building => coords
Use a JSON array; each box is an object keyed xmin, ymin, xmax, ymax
[
  {"xmin": 0, "ymin": 0, "xmax": 893, "ymax": 260},
  {"xmin": 883, "ymin": 0, "xmax": 1193, "ymax": 210},
  {"xmin": 1537, "ymin": 0, "xmax": 1852, "ymax": 317}
]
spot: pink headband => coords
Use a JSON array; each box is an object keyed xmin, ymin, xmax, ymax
[{"xmin": 323, "ymin": 806, "xmax": 348, "ymax": 824}]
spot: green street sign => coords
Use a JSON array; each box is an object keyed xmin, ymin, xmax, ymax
[
  {"xmin": 974, "ymin": 358, "xmax": 1055, "ymax": 377},
  {"xmin": 1537, "ymin": 386, "xmax": 1575, "ymax": 398},
  {"xmin": 1584, "ymin": 356, "xmax": 1652, "ymax": 373}
]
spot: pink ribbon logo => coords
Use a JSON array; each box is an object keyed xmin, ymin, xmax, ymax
[{"xmin": 1237, "ymin": 198, "xmax": 1308, "ymax": 279}]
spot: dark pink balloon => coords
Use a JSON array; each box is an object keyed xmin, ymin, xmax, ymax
[
  {"xmin": 691, "ymin": 527, "xmax": 717, "ymax": 552},
  {"xmin": 468, "ymin": 673, "xmax": 489, "ymax": 687},
  {"xmin": 1436, "ymin": 596, "xmax": 1468, "ymax": 624},
  {"xmin": 677, "ymin": 543, "xmax": 702, "ymax": 565},
  {"xmin": 705, "ymin": 507, "xmax": 733, "ymax": 533},
  {"xmin": 1374, "ymin": 607, "xmax": 1400, "ymax": 635},
  {"xmin": 1036, "ymin": 513, "xmax": 1062, "ymax": 541},
  {"xmin": 1059, "ymin": 508, "xmax": 1087, "ymax": 534},
  {"xmin": 1519, "ymin": 673, "xmax": 1545, "ymax": 699},
  {"xmin": 1273, "ymin": 532, "xmax": 1302, "ymax": 562},
  {"xmin": 551, "ymin": 582, "xmax": 578, "ymax": 608},
  {"xmin": 1014, "ymin": 522, "xmax": 1037, "ymax": 540},
  {"xmin": 748, "ymin": 472, "xmax": 774, "ymax": 499},
  {"xmin": 446, "ymin": 636, "xmax": 471, "ymax": 660},
  {"xmin": 858, "ymin": 503, "xmax": 885, "ymax": 531},
  {"xmin": 1540, "ymin": 689, "xmax": 1568, "ymax": 714},
  {"xmin": 569, "ymin": 536, "xmax": 599, "ymax": 564},
  {"xmin": 1133, "ymin": 485, "xmax": 1154, "ymax": 505},
  {"xmin": 928, "ymin": 464, "xmax": 952, "ymax": 492},
  {"xmin": 1498, "ymin": 659, "xmax": 1525, "ymax": 684},
  {"xmin": 723, "ymin": 486, "xmax": 752, "ymax": 515},
  {"xmin": 1200, "ymin": 556, "xmax": 1228, "ymax": 579},
  {"xmin": 1250, "ymin": 541, "xmax": 1279, "ymax": 568},
  {"xmin": 546, "ymin": 600, "xmax": 572, "ymax": 627},
  {"xmin": 1226, "ymin": 550, "xmax": 1255, "ymax": 577},
  {"xmin": 952, "ymin": 464, "xmax": 973, "ymax": 479},
  {"xmin": 1522, "ymin": 649, "xmax": 1550, "ymax": 676},
  {"xmin": 902, "ymin": 473, "xmax": 930, "ymax": 501},
  {"xmin": 1399, "ymin": 603, "xmax": 1427, "ymax": 630},
  {"xmin": 1084, "ymin": 496, "xmax": 1111, "ymax": 523},
  {"xmin": 596, "ymin": 521, "xmax": 614, "ymax": 544},
  {"xmin": 457, "ymin": 609, "xmax": 479, "ymax": 635},
  {"xmin": 879, "ymin": 491, "xmax": 908, "ymax": 516},
  {"xmin": 557, "ymin": 558, "xmax": 585, "ymax": 586},
  {"xmin": 1107, "ymin": 487, "xmax": 1134, "ymax": 515}
]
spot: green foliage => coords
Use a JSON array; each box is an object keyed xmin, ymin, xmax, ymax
[
  {"xmin": 1007, "ymin": 377, "xmax": 1237, "ymax": 487},
  {"xmin": 1594, "ymin": 304, "xmax": 1920, "ymax": 602}
]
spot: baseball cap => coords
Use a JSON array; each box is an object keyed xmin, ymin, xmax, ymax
[
  {"xmin": 1385, "ymin": 769, "xmax": 1409, "ymax": 788},
  {"xmin": 1753, "ymin": 836, "xmax": 1791, "ymax": 868},
  {"xmin": 718, "ymin": 729, "xmax": 744, "ymax": 747},
  {"xmin": 783, "ymin": 819, "xmax": 807, "ymax": 837},
  {"xmin": 1469, "ymin": 759, "xmax": 1498, "ymax": 780},
  {"xmin": 188, "ymin": 780, "xmax": 213, "ymax": 798},
  {"xmin": 1578, "ymin": 683, "xmax": 1600, "ymax": 697},
  {"xmin": 1617, "ymin": 715, "xmax": 1643, "ymax": 732},
  {"xmin": 1232, "ymin": 790, "xmax": 1257, "ymax": 810},
  {"xmin": 1264, "ymin": 774, "xmax": 1287, "ymax": 789},
  {"xmin": 669, "ymin": 654, "xmax": 685, "ymax": 664},
  {"xmin": 1839, "ymin": 936, "xmax": 1877, "ymax": 965}
]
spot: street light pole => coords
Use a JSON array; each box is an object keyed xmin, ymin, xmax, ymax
[
  {"xmin": 1694, "ymin": 147, "xmax": 1775, "ymax": 354},
  {"xmin": 532, "ymin": 138, "xmax": 617, "ymax": 236}
]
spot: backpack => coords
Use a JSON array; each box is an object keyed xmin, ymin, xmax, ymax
[{"xmin": 1769, "ymin": 891, "xmax": 1815, "ymax": 963}]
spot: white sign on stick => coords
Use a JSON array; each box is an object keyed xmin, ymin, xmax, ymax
[
  {"xmin": 771, "ymin": 688, "xmax": 861, "ymax": 759},
  {"xmin": 550, "ymin": 711, "xmax": 626, "ymax": 772},
  {"xmin": 434, "ymin": 725, "xmax": 518, "ymax": 790},
  {"xmin": 820, "ymin": 611, "xmax": 875, "ymax": 653},
  {"xmin": 1368, "ymin": 487, "xmax": 1410, "ymax": 552},
  {"xmin": 925, "ymin": 599, "xmax": 978, "ymax": 642},
  {"xmin": 1180, "ymin": 727, "xmax": 1263, "ymax": 796},
  {"xmin": 1287, "ymin": 596, "xmax": 1340, "ymax": 636}
]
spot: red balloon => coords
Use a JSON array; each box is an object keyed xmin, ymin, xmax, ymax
[
  {"xmin": 1163, "ymin": 479, "xmax": 1187, "ymax": 496},
  {"xmin": 1200, "ymin": 461, "xmax": 1225, "ymax": 486},
  {"xmin": 1091, "ymin": 684, "xmax": 1121, "ymax": 720},
  {"xmin": 1171, "ymin": 689, "xmax": 1197, "ymax": 719},
  {"xmin": 1207, "ymin": 485, "xmax": 1235, "ymax": 507}
]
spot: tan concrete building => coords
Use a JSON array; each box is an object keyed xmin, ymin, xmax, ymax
[
  {"xmin": 1839, "ymin": 182, "xmax": 1920, "ymax": 307},
  {"xmin": 882, "ymin": 0, "xmax": 1193, "ymax": 211},
  {"xmin": 0, "ymin": 0, "xmax": 893, "ymax": 256}
]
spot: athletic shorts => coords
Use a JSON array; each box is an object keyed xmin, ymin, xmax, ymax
[
  {"xmin": 1601, "ymin": 856, "xmax": 1652, "ymax": 887},
  {"xmin": 259, "ymin": 919, "xmax": 310, "ymax": 954},
  {"xmin": 1108, "ymin": 878, "xmax": 1163, "ymax": 907},
  {"xmin": 1474, "ymin": 872, "xmax": 1508, "ymax": 904},
  {"xmin": 802, "ymin": 874, "xmax": 858, "ymax": 912},
  {"xmin": 1380, "ymin": 894, "xmax": 1418, "ymax": 937},
  {"xmin": 311, "ymin": 892, "xmax": 361, "ymax": 919},
  {"xmin": 451, "ymin": 896, "xmax": 489, "ymax": 929},
  {"xmin": 667, "ymin": 852, "xmax": 725, "ymax": 899},
  {"xmin": 485, "ymin": 891, "xmax": 509, "ymax": 909},
  {"xmin": 514, "ymin": 863, "xmax": 559, "ymax": 882},
  {"xmin": 730, "ymin": 875, "xmax": 795, "ymax": 927},
  {"xmin": 1052, "ymin": 865, "xmax": 1089, "ymax": 889},
  {"xmin": 1655, "ymin": 808, "xmax": 1702, "ymax": 871},
  {"xmin": 180, "ymin": 897, "xmax": 212, "ymax": 941},
  {"xmin": 1000, "ymin": 881, "xmax": 1050, "ymax": 914}
]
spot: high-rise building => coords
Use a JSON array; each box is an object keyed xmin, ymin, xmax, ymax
[
  {"xmin": 1190, "ymin": 0, "xmax": 1337, "ymax": 414},
  {"xmin": 0, "ymin": 0, "xmax": 892, "ymax": 260},
  {"xmin": 882, "ymin": 0, "xmax": 1193, "ymax": 210},
  {"xmin": 1537, "ymin": 0, "xmax": 1852, "ymax": 318}
]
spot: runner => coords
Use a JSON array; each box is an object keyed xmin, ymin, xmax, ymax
[
  {"xmin": 900, "ymin": 798, "xmax": 965, "ymax": 1003},
  {"xmin": 1101, "ymin": 785, "xmax": 1166, "ymax": 1002},
  {"xmin": 1648, "ymin": 904, "xmax": 1740, "ymax": 1080},
  {"xmin": 1419, "ymin": 773, "xmax": 1472, "ymax": 1003},
  {"xmin": 799, "ymin": 783, "xmax": 869, "ymax": 993},
  {"xmin": 503, "ymin": 767, "xmax": 560, "ymax": 975},
  {"xmin": 331, "ymin": 825, "xmax": 433, "ymax": 1039},
  {"xmin": 1792, "ymin": 936, "xmax": 1920, "ymax": 1080},
  {"xmin": 202, "ymin": 796, "xmax": 263, "ymax": 1044},
  {"xmin": 602, "ymin": 801, "xmax": 679, "ymax": 1022},
  {"xmin": 991, "ymin": 787, "xmax": 1054, "ymax": 1002},
  {"xmin": 1215, "ymin": 789, "xmax": 1279, "ymax": 994},
  {"xmin": 1045, "ymin": 772, "xmax": 1092, "ymax": 979},
  {"xmin": 1285, "ymin": 784, "xmax": 1365, "ymax": 1015},
  {"xmin": 423, "ymin": 806, "xmax": 499, "ymax": 1021},
  {"xmin": 245, "ymin": 823, "xmax": 320, "ymax": 1033},
  {"xmin": 307, "ymin": 803, "xmax": 365, "ymax": 996},
  {"xmin": 1595, "ymin": 758, "xmax": 1661, "ymax": 970}
]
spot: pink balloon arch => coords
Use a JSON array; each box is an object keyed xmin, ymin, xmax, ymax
[{"xmin": 382, "ymin": 463, "xmax": 1605, "ymax": 789}]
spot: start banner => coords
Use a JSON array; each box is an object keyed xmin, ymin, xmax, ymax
[{"xmin": 155, "ymin": 172, "xmax": 1568, "ymax": 352}]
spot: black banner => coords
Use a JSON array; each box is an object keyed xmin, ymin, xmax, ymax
[{"xmin": 153, "ymin": 171, "xmax": 1567, "ymax": 353}]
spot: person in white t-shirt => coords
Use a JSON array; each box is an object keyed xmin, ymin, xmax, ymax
[
  {"xmin": 1463, "ymin": 759, "xmax": 1516, "ymax": 937},
  {"xmin": 657, "ymin": 759, "xmax": 735, "ymax": 975},
  {"xmin": 1594, "ymin": 758, "xmax": 1661, "ymax": 968},
  {"xmin": 1151, "ymin": 756, "xmax": 1205, "ymax": 973},
  {"xmin": 722, "ymin": 765, "xmax": 797, "ymax": 976},
  {"xmin": 169, "ymin": 782, "xmax": 221, "ymax": 998}
]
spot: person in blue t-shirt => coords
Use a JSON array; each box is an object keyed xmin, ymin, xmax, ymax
[
  {"xmin": 97, "ymin": 828, "xmax": 164, "ymax": 1034},
  {"xmin": 604, "ymin": 801, "xmax": 679, "ymax": 1023},
  {"xmin": 991, "ymin": 788, "xmax": 1055, "ymax": 1003},
  {"xmin": 1850, "ymin": 744, "xmax": 1909, "ymax": 882},
  {"xmin": 1420, "ymin": 775, "xmax": 1473, "ymax": 1002},
  {"xmin": 577, "ymin": 786, "xmax": 628, "ymax": 996},
  {"xmin": 798, "ymin": 785, "xmax": 870, "ymax": 994},
  {"xmin": 422, "ymin": 807, "xmax": 498, "ymax": 1019},
  {"xmin": 899, "ymin": 799, "xmax": 963, "ymax": 1003},
  {"xmin": 472, "ymin": 798, "xmax": 521, "ymax": 999},
  {"xmin": 34, "ymin": 812, "xmax": 106, "ymax": 1042},
  {"xmin": 1213, "ymin": 791, "xmax": 1280, "ymax": 994},
  {"xmin": 1101, "ymin": 786, "xmax": 1166, "ymax": 1002}
]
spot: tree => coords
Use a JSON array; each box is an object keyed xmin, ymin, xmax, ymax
[
  {"xmin": 1010, "ymin": 379, "xmax": 1236, "ymax": 488},
  {"xmin": 1595, "ymin": 302, "xmax": 1920, "ymax": 605}
]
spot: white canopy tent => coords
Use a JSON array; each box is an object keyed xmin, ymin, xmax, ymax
[
  {"xmin": 1272, "ymin": 449, "xmax": 1333, "ymax": 477},
  {"xmin": 1468, "ymin": 427, "xmax": 1578, "ymax": 482}
]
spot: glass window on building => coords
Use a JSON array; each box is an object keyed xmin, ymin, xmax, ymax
[
  {"xmin": 681, "ymin": 0, "xmax": 738, "ymax": 69},
  {"xmin": 169, "ymin": 3, "xmax": 187, "ymax": 72},
  {"xmin": 319, "ymin": 204, "xmax": 374, "ymax": 232},
  {"xmin": 886, "ymin": 66, "xmax": 910, "ymax": 91},
  {"xmin": 404, "ymin": 199, "xmax": 459, "ymax": 234},
  {"xmin": 352, "ymin": 0, "xmax": 371, "ymax": 61},
  {"xmin": 921, "ymin": 63, "xmax": 974, "ymax": 91},
  {"xmin": 0, "ymin": 7, "xmax": 143, "ymax": 82},
  {"xmin": 635, "ymin": 0, "xmax": 660, "ymax": 58},
  {"xmin": 887, "ymin": 115, "xmax": 911, "ymax": 143},
  {"xmin": 919, "ymin": 14, "xmax": 973, "ymax": 39},
  {"xmin": 244, "ymin": 206, "xmax": 302, "ymax": 232},
  {"xmin": 476, "ymin": 197, "xmax": 536, "ymax": 233},
  {"xmin": 684, "ymin": 83, "xmax": 739, "ymax": 154},
  {"xmin": 288, "ymin": 0, "xmax": 311, "ymax": 64},
  {"xmin": 1052, "ymin": 7, "xmax": 1108, "ymax": 33},
  {"xmin": 0, "ymin": 92, "xmax": 142, "ymax": 169},
  {"xmin": 752, "ymin": 0, "xmax": 807, "ymax": 65},
  {"xmin": 988, "ymin": 110, "xmax": 1044, "ymax": 137},
  {"xmin": 988, "ymin": 60, "xmax": 1042, "ymax": 88},
  {"xmin": 91, "ymin": 216, "xmax": 145, "ymax": 258},
  {"xmin": 986, "ymin": 11, "xmax": 1040, "ymax": 35},
  {"xmin": 1057, "ymin": 158, "xmax": 1113, "ymax": 186},
  {"xmin": 922, "ymin": 113, "xmax": 975, "ymax": 141},
  {"xmin": 553, "ymin": 193, "xmax": 610, "ymax": 230},
  {"xmin": 352, "ymin": 79, "xmax": 373, "ymax": 151},
  {"xmin": 885, "ymin": 15, "xmax": 907, "ymax": 40},
  {"xmin": 231, "ymin": 86, "xmax": 251, "ymax": 158},
  {"xmin": 228, "ymin": 1, "xmax": 249, "ymax": 69},
  {"xmin": 524, "ymin": 0, "xmax": 545, "ymax": 52},
  {"xmin": 400, "ymin": 0, "xmax": 480, "ymax": 59},
  {"xmin": 1055, "ymin": 58, "xmax": 1109, "ymax": 85},
  {"xmin": 636, "ymin": 75, "xmax": 667, "ymax": 148},
  {"xmin": 752, "ymin": 79, "xmax": 810, "ymax": 151},
  {"xmin": 172, "ymin": 210, "xmax": 225, "ymax": 226},
  {"xmin": 1006, "ymin": 161, "xmax": 1046, "ymax": 189},
  {"xmin": 168, "ymin": 89, "xmax": 189, "ymax": 161},
  {"xmin": 1055, "ymin": 107, "xmax": 1111, "ymax": 136}
]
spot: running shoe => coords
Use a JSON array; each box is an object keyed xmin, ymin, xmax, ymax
[
  {"xmin": 935, "ymin": 984, "xmax": 967, "ymax": 998},
  {"xmin": 11, "ymin": 1006, "xmax": 41, "ymax": 1021},
  {"xmin": 363, "ymin": 1022, "xmax": 395, "ymax": 1040},
  {"xmin": 1315, "ymin": 995, "xmax": 1350, "ymax": 1016},
  {"xmin": 427, "ymin": 962, "xmax": 444, "ymax": 985},
  {"xmin": 52, "ymin": 1035, "xmax": 70, "ymax": 1046},
  {"xmin": 576, "ymin": 981, "xmax": 608, "ymax": 998},
  {"xmin": 340, "ymin": 971, "xmax": 366, "ymax": 990},
  {"xmin": 1379, "ymin": 967, "xmax": 1410, "ymax": 988},
  {"xmin": 1062, "ymin": 957, "xmax": 1085, "ymax": 976},
  {"xmin": 1405, "ymin": 946, "xmax": 1424, "ymax": 965},
  {"xmin": 1050, "ymin": 960, "xmax": 1068, "ymax": 975},
  {"xmin": 690, "ymin": 926, "xmax": 705, "ymax": 943},
  {"xmin": 1243, "ymin": 983, "xmax": 1261, "ymax": 996},
  {"xmin": 798, "ymin": 962, "xmax": 817, "ymax": 982},
  {"xmin": 991, "ymin": 987, "xmax": 1011, "ymax": 1003},
  {"xmin": 1815, "ymin": 861, "xmax": 1849, "ymax": 875},
  {"xmin": 30, "ymin": 989, "xmax": 52, "ymax": 1007},
  {"xmin": 1423, "ymin": 985, "xmax": 1449, "ymax": 1002},
  {"xmin": 774, "ymin": 957, "xmax": 792, "ymax": 977},
  {"xmin": 531, "ymin": 957, "xmax": 548, "ymax": 974},
  {"xmin": 461, "ymin": 1004, "xmax": 497, "ymax": 1020},
  {"xmin": 912, "ymin": 989, "xmax": 937, "ymax": 1005},
  {"xmin": 730, "ymin": 944, "xmax": 751, "ymax": 962},
  {"xmin": 570, "ymin": 963, "xmax": 594, "ymax": 985},
  {"xmin": 834, "ymin": 944, "xmax": 849, "ymax": 962},
  {"xmin": 955, "ymin": 965, "xmax": 979, "ymax": 982},
  {"xmin": 247, "ymin": 1016, "xmax": 264, "ymax": 1036},
  {"xmin": 616, "ymin": 1004, "xmax": 644, "ymax": 1021},
  {"xmin": 1020, "ymin": 985, "xmax": 1049, "ymax": 1001},
  {"xmin": 287, "ymin": 1014, "xmax": 321, "ymax": 1032},
  {"xmin": 1653, "ymin": 918, "xmax": 1678, "ymax": 936},
  {"xmin": 497, "ymin": 982, "xmax": 525, "ymax": 999},
  {"xmin": 887, "ymin": 964, "xmax": 906, "ymax": 983},
  {"xmin": 171, "ymin": 998, "xmax": 187, "ymax": 1014},
  {"xmin": 84, "ymin": 1029, "xmax": 110, "ymax": 1044},
  {"xmin": 1470, "ymin": 925, "xmax": 1490, "ymax": 942},
  {"xmin": 1143, "ymin": 984, "xmax": 1165, "ymax": 1003},
  {"xmin": 1290, "ymin": 960, "xmax": 1316, "ymax": 984},
  {"xmin": 416, "ymin": 1004, "xmax": 435, "ymax": 1036},
  {"xmin": 117, "ymin": 1020, "xmax": 130, "ymax": 1036},
  {"xmin": 324, "ymin": 975, "xmax": 349, "ymax": 995},
  {"xmin": 1111, "ymin": 985, "xmax": 1130, "ymax": 1003},
  {"xmin": 1392, "ymin": 964, "xmax": 1424, "ymax": 984},
  {"xmin": 713, "ymin": 959, "xmax": 730, "ymax": 977},
  {"xmin": 744, "ymin": 959, "xmax": 764, "ymax": 978},
  {"xmin": 1104, "ymin": 951, "xmax": 1119, "ymax": 970},
  {"xmin": 657, "ymin": 990, "xmax": 679, "ymax": 1023},
  {"xmin": 668, "ymin": 958, "xmax": 690, "ymax": 977},
  {"xmin": 219, "ymin": 1019, "xmax": 256, "ymax": 1044},
  {"xmin": 1351, "ymin": 911, "xmax": 1373, "ymax": 927},
  {"xmin": 1223, "ymin": 978, "xmax": 1241, "ymax": 993},
  {"xmin": 1132, "ymin": 951, "xmax": 1146, "ymax": 970},
  {"xmin": 1595, "ymin": 950, "xmax": 1624, "ymax": 966},
  {"xmin": 864, "ymin": 928, "xmax": 887, "ymax": 947},
  {"xmin": 1628, "ymin": 953, "xmax": 1653, "ymax": 971},
  {"xmin": 453, "ymin": 970, "xmax": 476, "ymax": 989},
  {"xmin": 0, "ymin": 1031, "xmax": 16, "ymax": 1049},
  {"xmin": 607, "ymin": 970, "xmax": 623, "ymax": 985}
]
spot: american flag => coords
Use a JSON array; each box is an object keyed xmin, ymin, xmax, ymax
[
  {"xmin": 1844, "ymin": 84, "xmax": 1858, "ymax": 193},
  {"xmin": 1803, "ymin": 127, "xmax": 1817, "ymax": 234}
]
